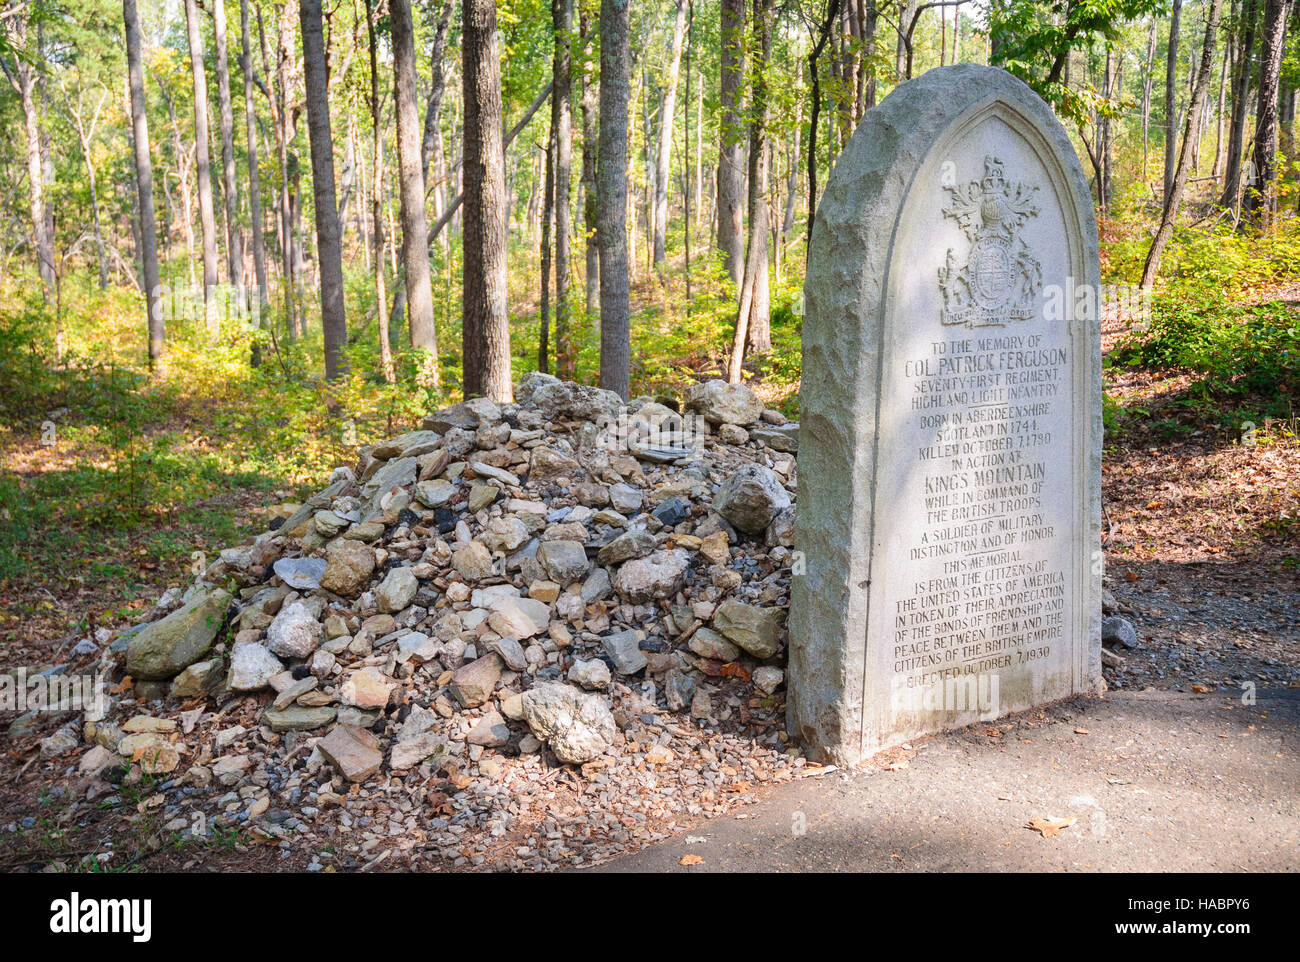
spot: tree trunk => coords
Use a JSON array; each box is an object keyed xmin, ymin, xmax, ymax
[
  {"xmin": 1221, "ymin": 0, "xmax": 1259, "ymax": 207},
  {"xmin": 1143, "ymin": 0, "xmax": 1224, "ymax": 288},
  {"xmin": 213, "ymin": 0, "xmax": 244, "ymax": 297},
  {"xmin": 653, "ymin": 0, "xmax": 688, "ymax": 267},
  {"xmin": 300, "ymin": 0, "xmax": 348, "ymax": 382},
  {"xmin": 597, "ymin": 0, "xmax": 631, "ymax": 399},
  {"xmin": 392, "ymin": 0, "xmax": 439, "ymax": 383},
  {"xmin": 1163, "ymin": 0, "xmax": 1183, "ymax": 209},
  {"xmin": 363, "ymin": 0, "xmax": 392, "ymax": 382},
  {"xmin": 580, "ymin": 5, "xmax": 600, "ymax": 324},
  {"xmin": 185, "ymin": 0, "xmax": 220, "ymax": 328},
  {"xmin": 540, "ymin": 129, "xmax": 554, "ymax": 374},
  {"xmin": 462, "ymin": 0, "xmax": 512, "ymax": 402},
  {"xmin": 124, "ymin": 0, "xmax": 164, "ymax": 363},
  {"xmin": 1141, "ymin": 17, "xmax": 1156, "ymax": 173},
  {"xmin": 736, "ymin": 0, "xmax": 772, "ymax": 365},
  {"xmin": 717, "ymin": 0, "xmax": 746, "ymax": 289},
  {"xmin": 421, "ymin": 0, "xmax": 454, "ymax": 262},
  {"xmin": 552, "ymin": 0, "xmax": 575, "ymax": 377},
  {"xmin": 239, "ymin": 0, "xmax": 268, "ymax": 326},
  {"xmin": 1244, "ymin": 0, "xmax": 1292, "ymax": 223}
]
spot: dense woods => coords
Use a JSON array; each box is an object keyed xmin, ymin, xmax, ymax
[{"xmin": 0, "ymin": 0, "xmax": 1294, "ymax": 407}]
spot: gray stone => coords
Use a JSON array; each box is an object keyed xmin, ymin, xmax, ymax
[
  {"xmin": 567, "ymin": 658, "xmax": 611, "ymax": 690},
  {"xmin": 685, "ymin": 379, "xmax": 764, "ymax": 426},
  {"xmin": 263, "ymin": 705, "xmax": 336, "ymax": 732},
  {"xmin": 1102, "ymin": 616, "xmax": 1138, "ymax": 649},
  {"xmin": 376, "ymin": 566, "xmax": 419, "ymax": 613},
  {"xmin": 228, "ymin": 644, "xmax": 285, "ymax": 691},
  {"xmin": 613, "ymin": 549, "xmax": 691, "ymax": 603},
  {"xmin": 452, "ymin": 542, "xmax": 496, "ymax": 581},
  {"xmin": 609, "ymin": 483, "xmax": 644, "ymax": 514},
  {"xmin": 536, "ymin": 540, "xmax": 590, "ymax": 585},
  {"xmin": 273, "ymin": 557, "xmax": 328, "ymax": 590},
  {"xmin": 266, "ymin": 600, "xmax": 323, "ymax": 659},
  {"xmin": 688, "ymin": 628, "xmax": 741, "ymax": 663},
  {"xmin": 449, "ymin": 653, "xmax": 504, "ymax": 708},
  {"xmin": 601, "ymin": 629, "xmax": 647, "ymax": 675},
  {"xmin": 466, "ymin": 710, "xmax": 510, "ymax": 747},
  {"xmin": 170, "ymin": 659, "xmax": 223, "ymax": 697},
  {"xmin": 125, "ymin": 587, "xmax": 232, "ymax": 680},
  {"xmin": 597, "ymin": 528, "xmax": 657, "ymax": 566},
  {"xmin": 789, "ymin": 65, "xmax": 1103, "ymax": 766},
  {"xmin": 389, "ymin": 731, "xmax": 447, "ymax": 770},
  {"xmin": 520, "ymin": 682, "xmax": 616, "ymax": 764},
  {"xmin": 712, "ymin": 464, "xmax": 790, "ymax": 534},
  {"xmin": 414, "ymin": 479, "xmax": 457, "ymax": 508},
  {"xmin": 752, "ymin": 424, "xmax": 799, "ymax": 453},
  {"xmin": 713, "ymin": 601, "xmax": 784, "ymax": 659}
]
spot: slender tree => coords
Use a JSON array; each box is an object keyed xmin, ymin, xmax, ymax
[
  {"xmin": 597, "ymin": 0, "xmax": 631, "ymax": 398},
  {"xmin": 653, "ymin": 0, "xmax": 688, "ymax": 267},
  {"xmin": 553, "ymin": 0, "xmax": 575, "ymax": 377},
  {"xmin": 299, "ymin": 0, "xmax": 348, "ymax": 381},
  {"xmin": 1221, "ymin": 0, "xmax": 1259, "ymax": 207},
  {"xmin": 1244, "ymin": 0, "xmax": 1293, "ymax": 222},
  {"xmin": 363, "ymin": 0, "xmax": 392, "ymax": 381},
  {"xmin": 184, "ymin": 0, "xmax": 220, "ymax": 326},
  {"xmin": 124, "ymin": 0, "xmax": 164, "ymax": 362},
  {"xmin": 717, "ymin": 0, "xmax": 745, "ymax": 288},
  {"xmin": 462, "ymin": 0, "xmax": 512, "ymax": 401},
  {"xmin": 580, "ymin": 4, "xmax": 600, "ymax": 323},
  {"xmin": 239, "ymin": 0, "xmax": 268, "ymax": 326},
  {"xmin": 1163, "ymin": 0, "xmax": 1183, "ymax": 207},
  {"xmin": 1143, "ymin": 0, "xmax": 1224, "ymax": 286},
  {"xmin": 0, "ymin": 5, "xmax": 56, "ymax": 296},
  {"xmin": 213, "ymin": 0, "xmax": 244, "ymax": 296},
  {"xmin": 391, "ymin": 0, "xmax": 439, "ymax": 383}
]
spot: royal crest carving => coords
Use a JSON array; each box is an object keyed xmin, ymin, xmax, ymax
[{"xmin": 938, "ymin": 156, "xmax": 1043, "ymax": 328}]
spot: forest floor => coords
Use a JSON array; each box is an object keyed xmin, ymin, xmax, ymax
[{"xmin": 1, "ymin": 228, "xmax": 1298, "ymax": 872}]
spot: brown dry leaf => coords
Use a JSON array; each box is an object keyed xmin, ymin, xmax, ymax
[
  {"xmin": 1074, "ymin": 728, "xmax": 1090, "ymax": 735},
  {"xmin": 1124, "ymin": 570, "xmax": 1140, "ymax": 582},
  {"xmin": 679, "ymin": 854, "xmax": 704, "ymax": 866},
  {"xmin": 1027, "ymin": 816, "xmax": 1076, "ymax": 838},
  {"xmin": 1191, "ymin": 684, "xmax": 1212, "ymax": 693}
]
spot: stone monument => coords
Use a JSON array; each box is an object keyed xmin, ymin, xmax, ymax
[{"xmin": 789, "ymin": 64, "xmax": 1103, "ymax": 766}]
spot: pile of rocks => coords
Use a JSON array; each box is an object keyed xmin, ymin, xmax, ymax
[{"xmin": 25, "ymin": 375, "xmax": 815, "ymax": 870}]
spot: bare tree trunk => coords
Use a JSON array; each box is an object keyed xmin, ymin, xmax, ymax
[
  {"xmin": 463, "ymin": 0, "xmax": 512, "ymax": 402},
  {"xmin": 736, "ymin": 0, "xmax": 771, "ymax": 365},
  {"xmin": 1213, "ymin": 7, "xmax": 1231, "ymax": 178},
  {"xmin": 1141, "ymin": 17, "xmax": 1156, "ymax": 173},
  {"xmin": 1221, "ymin": 0, "xmax": 1259, "ymax": 207},
  {"xmin": 1143, "ymin": 0, "xmax": 1224, "ymax": 288},
  {"xmin": 392, "ymin": 0, "xmax": 439, "ymax": 383},
  {"xmin": 597, "ymin": 0, "xmax": 631, "ymax": 399},
  {"xmin": 363, "ymin": 0, "xmax": 393, "ymax": 382},
  {"xmin": 300, "ymin": 0, "xmax": 348, "ymax": 382},
  {"xmin": 540, "ymin": 129, "xmax": 554, "ymax": 373},
  {"xmin": 580, "ymin": 6, "xmax": 600, "ymax": 324},
  {"xmin": 2, "ymin": 10, "xmax": 55, "ymax": 296},
  {"xmin": 124, "ymin": 0, "xmax": 164, "ymax": 362},
  {"xmin": 653, "ymin": 0, "xmax": 688, "ymax": 267},
  {"xmin": 185, "ymin": 0, "xmax": 220, "ymax": 327},
  {"xmin": 1163, "ymin": 0, "xmax": 1183, "ymax": 208},
  {"xmin": 422, "ymin": 0, "xmax": 454, "ymax": 269},
  {"xmin": 1244, "ymin": 0, "xmax": 1292, "ymax": 223},
  {"xmin": 553, "ymin": 0, "xmax": 575, "ymax": 377},
  {"xmin": 717, "ymin": 0, "xmax": 746, "ymax": 289},
  {"xmin": 214, "ymin": 0, "xmax": 245, "ymax": 297},
  {"xmin": 240, "ymin": 0, "xmax": 268, "ymax": 326}
]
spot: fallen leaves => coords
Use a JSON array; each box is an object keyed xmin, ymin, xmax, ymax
[
  {"xmin": 679, "ymin": 854, "xmax": 704, "ymax": 866},
  {"xmin": 1027, "ymin": 816, "xmax": 1076, "ymax": 838}
]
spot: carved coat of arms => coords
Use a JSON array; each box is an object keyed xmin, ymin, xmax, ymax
[{"xmin": 938, "ymin": 156, "xmax": 1043, "ymax": 328}]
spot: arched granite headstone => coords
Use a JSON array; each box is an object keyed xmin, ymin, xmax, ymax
[{"xmin": 789, "ymin": 65, "xmax": 1103, "ymax": 766}]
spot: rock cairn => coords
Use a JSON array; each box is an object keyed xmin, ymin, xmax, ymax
[{"xmin": 23, "ymin": 375, "xmax": 817, "ymax": 870}]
